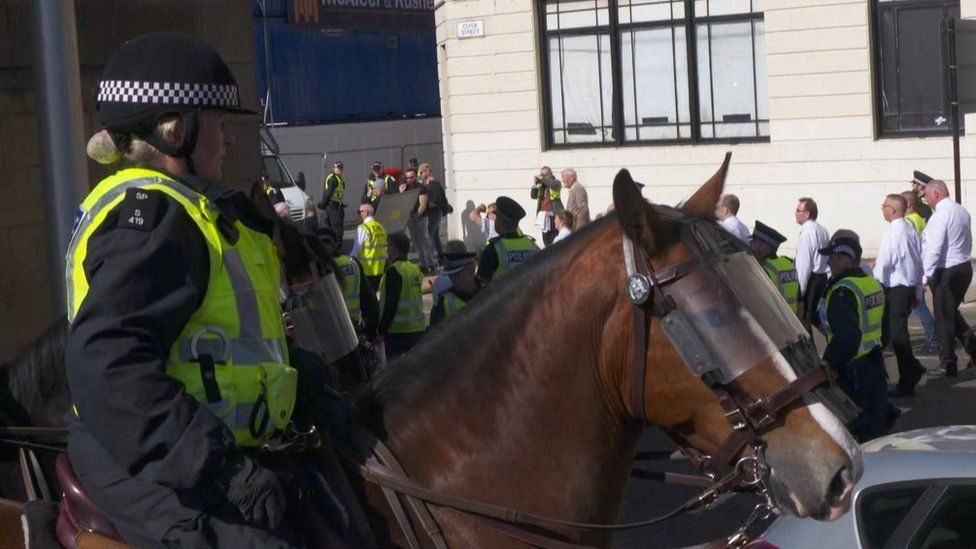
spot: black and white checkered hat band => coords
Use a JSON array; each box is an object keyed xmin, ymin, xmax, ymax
[
  {"xmin": 834, "ymin": 244, "xmax": 857, "ymax": 257},
  {"xmin": 97, "ymin": 80, "xmax": 240, "ymax": 107}
]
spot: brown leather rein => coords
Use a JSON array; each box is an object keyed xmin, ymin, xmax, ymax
[{"xmin": 349, "ymin": 235, "xmax": 833, "ymax": 548}]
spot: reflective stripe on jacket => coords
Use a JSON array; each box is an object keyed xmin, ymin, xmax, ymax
[
  {"xmin": 764, "ymin": 256, "xmax": 800, "ymax": 313},
  {"xmin": 360, "ymin": 219, "xmax": 388, "ymax": 277},
  {"xmin": 66, "ymin": 168, "xmax": 296, "ymax": 447},
  {"xmin": 325, "ymin": 173, "xmax": 345, "ymax": 203},
  {"xmin": 824, "ymin": 275, "xmax": 885, "ymax": 360},
  {"xmin": 381, "ymin": 260, "xmax": 425, "ymax": 334},
  {"xmin": 493, "ymin": 236, "xmax": 540, "ymax": 279}
]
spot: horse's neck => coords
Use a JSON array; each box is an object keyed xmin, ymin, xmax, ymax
[{"xmin": 382, "ymin": 247, "xmax": 640, "ymax": 524}]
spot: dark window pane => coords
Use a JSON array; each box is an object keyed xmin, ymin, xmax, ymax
[
  {"xmin": 857, "ymin": 485, "xmax": 926, "ymax": 548},
  {"xmin": 912, "ymin": 484, "xmax": 976, "ymax": 548},
  {"xmin": 875, "ymin": 1, "xmax": 962, "ymax": 135}
]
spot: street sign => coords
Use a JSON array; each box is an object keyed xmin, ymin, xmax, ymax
[
  {"xmin": 457, "ymin": 20, "xmax": 485, "ymax": 39},
  {"xmin": 374, "ymin": 188, "xmax": 420, "ymax": 234}
]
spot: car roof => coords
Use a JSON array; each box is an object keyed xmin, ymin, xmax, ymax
[{"xmin": 862, "ymin": 425, "xmax": 976, "ymax": 454}]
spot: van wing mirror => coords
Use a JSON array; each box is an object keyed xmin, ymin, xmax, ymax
[{"xmin": 297, "ymin": 172, "xmax": 307, "ymax": 191}]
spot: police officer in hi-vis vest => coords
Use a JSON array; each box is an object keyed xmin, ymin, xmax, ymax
[
  {"xmin": 65, "ymin": 33, "xmax": 351, "ymax": 547},
  {"xmin": 317, "ymin": 160, "xmax": 346, "ymax": 231},
  {"xmin": 819, "ymin": 235, "xmax": 890, "ymax": 442},
  {"xmin": 430, "ymin": 240, "xmax": 480, "ymax": 327},
  {"xmin": 750, "ymin": 220, "xmax": 800, "ymax": 315},
  {"xmin": 477, "ymin": 196, "xmax": 540, "ymax": 284},
  {"xmin": 378, "ymin": 233, "xmax": 426, "ymax": 359}
]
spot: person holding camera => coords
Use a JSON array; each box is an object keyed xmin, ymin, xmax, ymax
[{"xmin": 530, "ymin": 166, "xmax": 563, "ymax": 246}]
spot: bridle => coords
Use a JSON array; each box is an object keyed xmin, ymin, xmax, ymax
[{"xmin": 349, "ymin": 213, "xmax": 841, "ymax": 549}]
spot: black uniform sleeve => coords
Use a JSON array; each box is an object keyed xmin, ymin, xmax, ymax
[
  {"xmin": 823, "ymin": 287, "xmax": 862, "ymax": 372},
  {"xmin": 378, "ymin": 266, "xmax": 402, "ymax": 336},
  {"xmin": 65, "ymin": 191, "xmax": 235, "ymax": 490},
  {"xmin": 429, "ymin": 295, "xmax": 446, "ymax": 327},
  {"xmin": 355, "ymin": 258, "xmax": 380, "ymax": 340},
  {"xmin": 477, "ymin": 241, "xmax": 499, "ymax": 284}
]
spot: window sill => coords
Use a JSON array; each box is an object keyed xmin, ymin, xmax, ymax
[{"xmin": 545, "ymin": 136, "xmax": 770, "ymax": 151}]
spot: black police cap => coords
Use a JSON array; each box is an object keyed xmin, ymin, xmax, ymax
[
  {"xmin": 96, "ymin": 33, "xmax": 254, "ymax": 133},
  {"xmin": 818, "ymin": 237, "xmax": 862, "ymax": 262},
  {"xmin": 495, "ymin": 196, "xmax": 526, "ymax": 221},
  {"xmin": 752, "ymin": 220, "xmax": 787, "ymax": 248},
  {"xmin": 913, "ymin": 170, "xmax": 933, "ymax": 187},
  {"xmin": 334, "ymin": 161, "xmax": 344, "ymax": 168}
]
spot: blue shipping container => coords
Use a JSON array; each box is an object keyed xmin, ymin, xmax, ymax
[{"xmin": 253, "ymin": 0, "xmax": 440, "ymax": 125}]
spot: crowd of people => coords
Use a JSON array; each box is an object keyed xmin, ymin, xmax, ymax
[{"xmin": 723, "ymin": 171, "xmax": 976, "ymax": 442}]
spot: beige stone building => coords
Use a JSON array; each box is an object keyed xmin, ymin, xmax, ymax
[{"xmin": 436, "ymin": 0, "xmax": 976, "ymax": 257}]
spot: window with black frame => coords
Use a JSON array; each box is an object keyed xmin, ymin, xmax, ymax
[
  {"xmin": 873, "ymin": 0, "xmax": 962, "ymax": 136},
  {"xmin": 540, "ymin": 0, "xmax": 768, "ymax": 147}
]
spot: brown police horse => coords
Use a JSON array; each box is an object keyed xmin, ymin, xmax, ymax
[
  {"xmin": 0, "ymin": 157, "xmax": 860, "ymax": 547},
  {"xmin": 346, "ymin": 157, "xmax": 861, "ymax": 547}
]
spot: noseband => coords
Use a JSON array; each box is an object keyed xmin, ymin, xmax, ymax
[{"xmin": 622, "ymin": 232, "xmax": 830, "ymax": 478}]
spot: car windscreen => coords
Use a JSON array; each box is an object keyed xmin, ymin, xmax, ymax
[{"xmin": 263, "ymin": 156, "xmax": 295, "ymax": 188}]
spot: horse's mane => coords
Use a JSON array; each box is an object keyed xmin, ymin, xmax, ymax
[
  {"xmin": 359, "ymin": 215, "xmax": 620, "ymax": 434},
  {"xmin": 0, "ymin": 317, "xmax": 69, "ymax": 424}
]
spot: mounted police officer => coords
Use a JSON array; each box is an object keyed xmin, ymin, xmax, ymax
[
  {"xmin": 750, "ymin": 220, "xmax": 800, "ymax": 315},
  {"xmin": 65, "ymin": 33, "xmax": 351, "ymax": 547},
  {"xmin": 476, "ymin": 196, "xmax": 540, "ymax": 284},
  {"xmin": 819, "ymin": 235, "xmax": 890, "ymax": 441},
  {"xmin": 318, "ymin": 160, "xmax": 346, "ymax": 231}
]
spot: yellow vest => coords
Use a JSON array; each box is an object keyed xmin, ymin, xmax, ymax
[
  {"xmin": 381, "ymin": 260, "xmax": 425, "ymax": 334},
  {"xmin": 359, "ymin": 219, "xmax": 388, "ymax": 277},
  {"xmin": 66, "ymin": 168, "xmax": 296, "ymax": 447},
  {"xmin": 492, "ymin": 235, "xmax": 540, "ymax": 279},
  {"xmin": 764, "ymin": 256, "xmax": 800, "ymax": 313},
  {"xmin": 825, "ymin": 274, "xmax": 885, "ymax": 361},
  {"xmin": 442, "ymin": 292, "xmax": 467, "ymax": 318},
  {"xmin": 905, "ymin": 212, "xmax": 925, "ymax": 235},
  {"xmin": 334, "ymin": 254, "xmax": 361, "ymax": 323},
  {"xmin": 324, "ymin": 173, "xmax": 345, "ymax": 203}
]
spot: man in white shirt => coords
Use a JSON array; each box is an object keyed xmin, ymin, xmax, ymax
[
  {"xmin": 716, "ymin": 194, "xmax": 750, "ymax": 243},
  {"xmin": 795, "ymin": 197, "xmax": 831, "ymax": 332},
  {"xmin": 922, "ymin": 180, "xmax": 976, "ymax": 377},
  {"xmin": 874, "ymin": 194, "xmax": 926, "ymax": 396}
]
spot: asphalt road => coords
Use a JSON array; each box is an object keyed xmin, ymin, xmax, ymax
[{"xmin": 611, "ymin": 302, "xmax": 976, "ymax": 548}]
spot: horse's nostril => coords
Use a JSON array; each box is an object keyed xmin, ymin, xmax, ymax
[{"xmin": 826, "ymin": 465, "xmax": 853, "ymax": 506}]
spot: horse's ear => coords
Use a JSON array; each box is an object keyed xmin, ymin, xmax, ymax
[
  {"xmin": 613, "ymin": 168, "xmax": 670, "ymax": 256},
  {"xmin": 681, "ymin": 151, "xmax": 731, "ymax": 219}
]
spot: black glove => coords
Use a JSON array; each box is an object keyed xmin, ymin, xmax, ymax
[
  {"xmin": 317, "ymin": 197, "xmax": 329, "ymax": 210},
  {"xmin": 216, "ymin": 451, "xmax": 287, "ymax": 530}
]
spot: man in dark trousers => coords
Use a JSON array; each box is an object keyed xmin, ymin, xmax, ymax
[
  {"xmin": 922, "ymin": 179, "xmax": 976, "ymax": 377},
  {"xmin": 378, "ymin": 233, "xmax": 426, "ymax": 359},
  {"xmin": 874, "ymin": 194, "xmax": 926, "ymax": 396},
  {"xmin": 318, "ymin": 160, "xmax": 346, "ymax": 231},
  {"xmin": 820, "ymin": 235, "xmax": 890, "ymax": 442},
  {"xmin": 477, "ymin": 196, "xmax": 540, "ymax": 284}
]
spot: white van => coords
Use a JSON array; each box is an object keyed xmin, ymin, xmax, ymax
[{"xmin": 261, "ymin": 126, "xmax": 317, "ymax": 229}]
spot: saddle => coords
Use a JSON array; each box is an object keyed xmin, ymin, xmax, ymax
[{"xmin": 54, "ymin": 454, "xmax": 128, "ymax": 549}]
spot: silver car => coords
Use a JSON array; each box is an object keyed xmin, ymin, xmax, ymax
[{"xmin": 757, "ymin": 426, "xmax": 976, "ymax": 548}]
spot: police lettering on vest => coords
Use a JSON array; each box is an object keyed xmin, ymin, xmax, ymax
[
  {"xmin": 67, "ymin": 168, "xmax": 296, "ymax": 447},
  {"xmin": 764, "ymin": 256, "xmax": 800, "ymax": 313},
  {"xmin": 824, "ymin": 274, "xmax": 885, "ymax": 361},
  {"xmin": 492, "ymin": 235, "xmax": 540, "ymax": 279}
]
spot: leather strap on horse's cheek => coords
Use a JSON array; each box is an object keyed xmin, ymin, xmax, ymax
[
  {"xmin": 631, "ymin": 304, "xmax": 650, "ymax": 423},
  {"xmin": 748, "ymin": 366, "xmax": 828, "ymax": 422}
]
